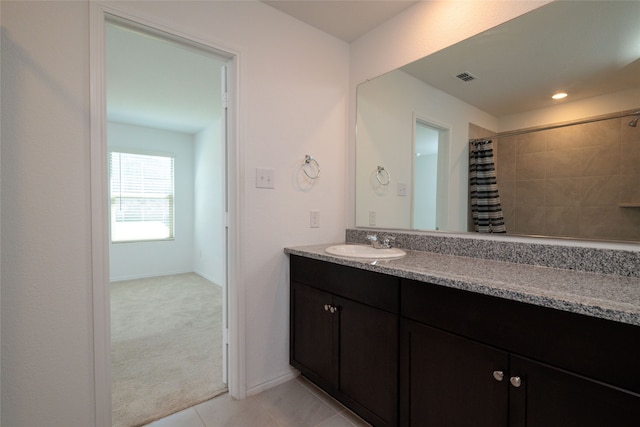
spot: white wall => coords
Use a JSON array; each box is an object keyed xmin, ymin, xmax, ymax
[
  {"xmin": 348, "ymin": 0, "xmax": 552, "ymax": 226},
  {"xmin": 1, "ymin": 2, "xmax": 94, "ymax": 425},
  {"xmin": 1, "ymin": 1, "xmax": 348, "ymax": 425},
  {"xmin": 108, "ymin": 122, "xmax": 195, "ymax": 281},
  {"xmin": 108, "ymin": 121, "xmax": 227, "ymax": 285},
  {"xmin": 0, "ymin": 0, "xmax": 554, "ymax": 425},
  {"xmin": 193, "ymin": 123, "xmax": 225, "ymax": 286}
]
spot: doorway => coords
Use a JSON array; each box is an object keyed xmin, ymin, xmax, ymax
[
  {"xmin": 412, "ymin": 118, "xmax": 450, "ymax": 231},
  {"xmin": 102, "ymin": 15, "xmax": 233, "ymax": 427}
]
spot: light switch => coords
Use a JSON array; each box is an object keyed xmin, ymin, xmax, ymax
[{"xmin": 256, "ymin": 168, "xmax": 275, "ymax": 189}]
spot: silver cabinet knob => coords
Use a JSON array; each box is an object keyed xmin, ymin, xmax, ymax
[
  {"xmin": 324, "ymin": 304, "xmax": 338, "ymax": 313},
  {"xmin": 492, "ymin": 370, "xmax": 504, "ymax": 382},
  {"xmin": 510, "ymin": 376, "xmax": 522, "ymax": 388}
]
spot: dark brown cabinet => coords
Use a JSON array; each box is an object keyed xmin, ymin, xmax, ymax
[
  {"xmin": 338, "ymin": 294, "xmax": 398, "ymax": 422},
  {"xmin": 290, "ymin": 255, "xmax": 640, "ymax": 427},
  {"xmin": 290, "ymin": 255, "xmax": 399, "ymax": 427},
  {"xmin": 400, "ymin": 320, "xmax": 509, "ymax": 427},
  {"xmin": 291, "ymin": 283, "xmax": 336, "ymax": 389},
  {"xmin": 510, "ymin": 354, "xmax": 640, "ymax": 427},
  {"xmin": 401, "ymin": 319, "xmax": 640, "ymax": 427},
  {"xmin": 400, "ymin": 278, "xmax": 640, "ymax": 427}
]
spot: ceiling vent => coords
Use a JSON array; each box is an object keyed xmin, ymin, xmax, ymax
[{"xmin": 455, "ymin": 71, "xmax": 478, "ymax": 82}]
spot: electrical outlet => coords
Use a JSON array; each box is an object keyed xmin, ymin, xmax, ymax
[
  {"xmin": 398, "ymin": 182, "xmax": 407, "ymax": 197},
  {"xmin": 310, "ymin": 210, "xmax": 320, "ymax": 228},
  {"xmin": 369, "ymin": 211, "xmax": 376, "ymax": 226},
  {"xmin": 256, "ymin": 168, "xmax": 275, "ymax": 189}
]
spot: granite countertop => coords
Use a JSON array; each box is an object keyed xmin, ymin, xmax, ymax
[{"xmin": 285, "ymin": 243, "xmax": 640, "ymax": 327}]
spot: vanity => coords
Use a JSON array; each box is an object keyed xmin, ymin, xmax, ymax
[
  {"xmin": 285, "ymin": 239, "xmax": 640, "ymax": 427},
  {"xmin": 290, "ymin": 255, "xmax": 399, "ymax": 426},
  {"xmin": 295, "ymin": 1, "xmax": 640, "ymax": 424}
]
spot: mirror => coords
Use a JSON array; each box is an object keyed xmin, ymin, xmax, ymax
[{"xmin": 355, "ymin": 1, "xmax": 640, "ymax": 242}]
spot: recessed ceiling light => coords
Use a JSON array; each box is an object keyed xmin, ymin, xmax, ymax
[{"xmin": 552, "ymin": 92, "xmax": 568, "ymax": 100}]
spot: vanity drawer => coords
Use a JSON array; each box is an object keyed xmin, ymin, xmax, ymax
[
  {"xmin": 290, "ymin": 255, "xmax": 399, "ymax": 313},
  {"xmin": 401, "ymin": 278, "xmax": 640, "ymax": 394}
]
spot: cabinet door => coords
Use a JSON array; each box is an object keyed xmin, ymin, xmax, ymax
[
  {"xmin": 290, "ymin": 282, "xmax": 337, "ymax": 389},
  {"xmin": 338, "ymin": 296, "xmax": 398, "ymax": 427},
  {"xmin": 400, "ymin": 319, "xmax": 509, "ymax": 427},
  {"xmin": 510, "ymin": 355, "xmax": 640, "ymax": 427}
]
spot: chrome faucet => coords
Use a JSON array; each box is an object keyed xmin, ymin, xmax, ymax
[
  {"xmin": 366, "ymin": 234, "xmax": 396, "ymax": 249},
  {"xmin": 366, "ymin": 234, "xmax": 382, "ymax": 248}
]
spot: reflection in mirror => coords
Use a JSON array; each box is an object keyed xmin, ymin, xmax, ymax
[
  {"xmin": 413, "ymin": 119, "xmax": 449, "ymax": 231},
  {"xmin": 355, "ymin": 0, "xmax": 640, "ymax": 242},
  {"xmin": 356, "ymin": 66, "xmax": 473, "ymax": 232}
]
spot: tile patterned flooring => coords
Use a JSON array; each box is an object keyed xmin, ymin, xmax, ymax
[{"xmin": 145, "ymin": 376, "xmax": 371, "ymax": 427}]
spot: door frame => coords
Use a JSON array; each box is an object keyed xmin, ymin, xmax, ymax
[
  {"xmin": 411, "ymin": 113, "xmax": 451, "ymax": 232},
  {"xmin": 89, "ymin": 3, "xmax": 245, "ymax": 426}
]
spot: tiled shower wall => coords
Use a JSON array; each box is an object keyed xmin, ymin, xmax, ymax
[{"xmin": 495, "ymin": 110, "xmax": 640, "ymax": 242}]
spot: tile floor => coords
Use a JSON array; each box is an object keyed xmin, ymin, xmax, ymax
[{"xmin": 145, "ymin": 375, "xmax": 371, "ymax": 427}]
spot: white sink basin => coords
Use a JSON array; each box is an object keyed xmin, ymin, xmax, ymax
[{"xmin": 325, "ymin": 244, "xmax": 406, "ymax": 259}]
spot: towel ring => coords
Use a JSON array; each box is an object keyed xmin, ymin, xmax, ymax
[
  {"xmin": 302, "ymin": 155, "xmax": 320, "ymax": 180},
  {"xmin": 376, "ymin": 166, "xmax": 390, "ymax": 186}
]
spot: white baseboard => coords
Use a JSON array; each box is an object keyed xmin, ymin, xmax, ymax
[
  {"xmin": 109, "ymin": 270, "xmax": 194, "ymax": 282},
  {"xmin": 246, "ymin": 368, "xmax": 299, "ymax": 397},
  {"xmin": 193, "ymin": 270, "xmax": 222, "ymax": 287}
]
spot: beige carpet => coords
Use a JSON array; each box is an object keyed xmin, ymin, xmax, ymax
[{"xmin": 111, "ymin": 273, "xmax": 227, "ymax": 427}]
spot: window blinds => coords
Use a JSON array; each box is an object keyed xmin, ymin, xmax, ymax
[{"xmin": 110, "ymin": 151, "xmax": 175, "ymax": 242}]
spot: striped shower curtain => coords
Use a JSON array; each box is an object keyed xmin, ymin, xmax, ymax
[{"xmin": 469, "ymin": 139, "xmax": 506, "ymax": 233}]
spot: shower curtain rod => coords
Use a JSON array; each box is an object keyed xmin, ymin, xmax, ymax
[{"xmin": 469, "ymin": 109, "xmax": 640, "ymax": 143}]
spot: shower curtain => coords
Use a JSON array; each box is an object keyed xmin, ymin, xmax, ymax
[{"xmin": 469, "ymin": 139, "xmax": 506, "ymax": 233}]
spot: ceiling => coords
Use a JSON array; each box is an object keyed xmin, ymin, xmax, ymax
[
  {"xmin": 263, "ymin": 0, "xmax": 418, "ymax": 42},
  {"xmin": 106, "ymin": 22, "xmax": 227, "ymax": 134}
]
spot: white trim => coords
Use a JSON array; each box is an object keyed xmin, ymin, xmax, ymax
[
  {"xmin": 109, "ymin": 270, "xmax": 196, "ymax": 283},
  {"xmin": 221, "ymin": 63, "xmax": 230, "ymax": 386},
  {"xmin": 89, "ymin": 4, "xmax": 111, "ymax": 426},
  {"xmin": 224, "ymin": 39, "xmax": 246, "ymax": 401},
  {"xmin": 89, "ymin": 4, "xmax": 245, "ymax": 426},
  {"xmin": 1, "ymin": 2, "xmax": 4, "ymax": 424},
  {"xmin": 246, "ymin": 369, "xmax": 299, "ymax": 397},
  {"xmin": 192, "ymin": 270, "xmax": 223, "ymax": 287}
]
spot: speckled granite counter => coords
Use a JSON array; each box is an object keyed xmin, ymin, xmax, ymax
[{"xmin": 284, "ymin": 243, "xmax": 640, "ymax": 327}]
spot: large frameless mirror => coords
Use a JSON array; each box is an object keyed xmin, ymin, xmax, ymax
[{"xmin": 355, "ymin": 0, "xmax": 640, "ymax": 242}]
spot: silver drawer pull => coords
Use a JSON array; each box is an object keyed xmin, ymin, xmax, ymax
[
  {"xmin": 510, "ymin": 376, "xmax": 522, "ymax": 388},
  {"xmin": 492, "ymin": 371, "xmax": 504, "ymax": 382}
]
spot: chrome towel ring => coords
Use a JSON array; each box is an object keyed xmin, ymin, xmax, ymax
[
  {"xmin": 302, "ymin": 155, "xmax": 320, "ymax": 180},
  {"xmin": 376, "ymin": 166, "xmax": 390, "ymax": 186}
]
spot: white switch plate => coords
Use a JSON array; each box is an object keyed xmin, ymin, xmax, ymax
[
  {"xmin": 398, "ymin": 182, "xmax": 407, "ymax": 197},
  {"xmin": 256, "ymin": 168, "xmax": 275, "ymax": 189},
  {"xmin": 310, "ymin": 210, "xmax": 320, "ymax": 228},
  {"xmin": 369, "ymin": 211, "xmax": 376, "ymax": 226}
]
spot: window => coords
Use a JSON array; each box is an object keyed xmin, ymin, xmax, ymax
[{"xmin": 110, "ymin": 151, "xmax": 175, "ymax": 242}]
